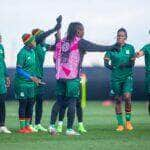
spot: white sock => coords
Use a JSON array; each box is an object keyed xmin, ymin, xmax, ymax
[
  {"xmin": 78, "ymin": 122, "xmax": 83, "ymax": 126},
  {"xmin": 58, "ymin": 121, "xmax": 63, "ymax": 126}
]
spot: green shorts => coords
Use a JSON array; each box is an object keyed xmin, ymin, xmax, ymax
[
  {"xmin": 145, "ymin": 72, "xmax": 150, "ymax": 94},
  {"xmin": 35, "ymin": 84, "xmax": 45, "ymax": 96},
  {"xmin": 0, "ymin": 80, "xmax": 7, "ymax": 94},
  {"xmin": 111, "ymin": 76, "xmax": 133, "ymax": 96},
  {"xmin": 55, "ymin": 79, "xmax": 80, "ymax": 98},
  {"xmin": 14, "ymin": 83, "xmax": 36, "ymax": 100}
]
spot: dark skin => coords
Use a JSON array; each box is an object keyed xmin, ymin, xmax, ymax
[{"xmin": 104, "ymin": 31, "xmax": 134, "ymax": 114}]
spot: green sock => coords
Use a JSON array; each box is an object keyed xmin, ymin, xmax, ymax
[
  {"xmin": 20, "ymin": 119, "xmax": 25, "ymax": 129},
  {"xmin": 126, "ymin": 113, "xmax": 131, "ymax": 121},
  {"xmin": 25, "ymin": 119, "xmax": 30, "ymax": 127},
  {"xmin": 116, "ymin": 114, "xmax": 123, "ymax": 125}
]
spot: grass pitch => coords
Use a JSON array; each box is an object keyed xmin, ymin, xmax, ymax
[{"xmin": 0, "ymin": 101, "xmax": 150, "ymax": 150}]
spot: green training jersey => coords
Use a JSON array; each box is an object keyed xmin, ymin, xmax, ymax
[
  {"xmin": 105, "ymin": 43, "xmax": 135, "ymax": 82},
  {"xmin": 14, "ymin": 46, "xmax": 36, "ymax": 86},
  {"xmin": 141, "ymin": 44, "xmax": 150, "ymax": 72},
  {"xmin": 35, "ymin": 43, "xmax": 49, "ymax": 78}
]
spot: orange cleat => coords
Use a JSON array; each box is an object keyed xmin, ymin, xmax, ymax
[
  {"xmin": 25, "ymin": 126, "xmax": 33, "ymax": 133},
  {"xmin": 18, "ymin": 127, "xmax": 30, "ymax": 134},
  {"xmin": 116, "ymin": 125, "xmax": 124, "ymax": 132},
  {"xmin": 125, "ymin": 121, "xmax": 133, "ymax": 131}
]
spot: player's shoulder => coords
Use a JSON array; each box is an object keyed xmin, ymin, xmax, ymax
[
  {"xmin": 17, "ymin": 47, "xmax": 27, "ymax": 56},
  {"xmin": 142, "ymin": 43, "xmax": 150, "ymax": 49},
  {"xmin": 125, "ymin": 43, "xmax": 134, "ymax": 49},
  {"xmin": 0, "ymin": 44, "xmax": 4, "ymax": 50}
]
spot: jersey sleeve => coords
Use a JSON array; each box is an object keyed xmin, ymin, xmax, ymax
[
  {"xmin": 130, "ymin": 45, "xmax": 136, "ymax": 59},
  {"xmin": 16, "ymin": 51, "xmax": 25, "ymax": 67},
  {"xmin": 104, "ymin": 51, "xmax": 111, "ymax": 60},
  {"xmin": 141, "ymin": 45, "xmax": 148, "ymax": 54}
]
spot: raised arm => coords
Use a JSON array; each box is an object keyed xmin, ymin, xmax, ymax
[{"xmin": 36, "ymin": 15, "xmax": 62, "ymax": 44}]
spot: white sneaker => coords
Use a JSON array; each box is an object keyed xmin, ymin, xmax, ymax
[
  {"xmin": 49, "ymin": 125, "xmax": 57, "ymax": 135},
  {"xmin": 29, "ymin": 125, "xmax": 38, "ymax": 132},
  {"xmin": 66, "ymin": 129, "xmax": 80, "ymax": 136},
  {"xmin": 0, "ymin": 126, "xmax": 11, "ymax": 134}
]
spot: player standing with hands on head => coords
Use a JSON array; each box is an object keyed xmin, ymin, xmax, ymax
[
  {"xmin": 104, "ymin": 28, "xmax": 135, "ymax": 132},
  {"xmin": 0, "ymin": 34, "xmax": 11, "ymax": 134},
  {"xmin": 136, "ymin": 30, "xmax": 150, "ymax": 115},
  {"xmin": 49, "ymin": 22, "xmax": 121, "ymax": 136},
  {"xmin": 29, "ymin": 15, "xmax": 62, "ymax": 132},
  {"xmin": 14, "ymin": 34, "xmax": 41, "ymax": 134}
]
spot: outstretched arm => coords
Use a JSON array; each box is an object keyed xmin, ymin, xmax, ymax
[{"xmin": 78, "ymin": 39, "xmax": 120, "ymax": 52}]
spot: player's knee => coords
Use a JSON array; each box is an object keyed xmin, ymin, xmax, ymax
[
  {"xmin": 115, "ymin": 95, "xmax": 121, "ymax": 104},
  {"xmin": 124, "ymin": 93, "xmax": 131, "ymax": 100}
]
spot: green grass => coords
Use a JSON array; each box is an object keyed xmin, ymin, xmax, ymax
[{"xmin": 0, "ymin": 101, "xmax": 150, "ymax": 150}]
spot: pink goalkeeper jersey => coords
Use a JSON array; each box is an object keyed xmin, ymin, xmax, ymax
[{"xmin": 54, "ymin": 36, "xmax": 81, "ymax": 79}]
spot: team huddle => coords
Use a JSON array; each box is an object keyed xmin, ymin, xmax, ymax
[{"xmin": 0, "ymin": 15, "xmax": 149, "ymax": 135}]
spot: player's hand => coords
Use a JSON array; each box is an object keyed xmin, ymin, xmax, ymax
[
  {"xmin": 6, "ymin": 77, "xmax": 10, "ymax": 87},
  {"xmin": 30, "ymin": 76, "xmax": 40, "ymax": 85},
  {"xmin": 54, "ymin": 15, "xmax": 62, "ymax": 31},
  {"xmin": 136, "ymin": 51, "xmax": 144, "ymax": 58},
  {"xmin": 56, "ymin": 15, "xmax": 62, "ymax": 24}
]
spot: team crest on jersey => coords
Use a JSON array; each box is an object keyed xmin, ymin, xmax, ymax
[
  {"xmin": 20, "ymin": 92, "xmax": 25, "ymax": 97},
  {"xmin": 126, "ymin": 50, "xmax": 130, "ymax": 54},
  {"xmin": 43, "ymin": 47, "xmax": 47, "ymax": 52},
  {"xmin": 27, "ymin": 57, "xmax": 31, "ymax": 60},
  {"xmin": 62, "ymin": 42, "xmax": 70, "ymax": 52},
  {"xmin": 0, "ymin": 49, "xmax": 3, "ymax": 54},
  {"xmin": 110, "ymin": 90, "xmax": 115, "ymax": 95}
]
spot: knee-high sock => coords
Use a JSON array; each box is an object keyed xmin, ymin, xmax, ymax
[
  {"xmin": 0, "ymin": 94, "xmax": 6, "ymax": 126},
  {"xmin": 115, "ymin": 96, "xmax": 123, "ymax": 125},
  {"xmin": 19, "ymin": 100, "xmax": 27, "ymax": 129},
  {"xmin": 76, "ymin": 100, "xmax": 83, "ymax": 123},
  {"xmin": 58, "ymin": 105, "xmax": 67, "ymax": 122},
  {"xmin": 125, "ymin": 95, "xmax": 131, "ymax": 121},
  {"xmin": 25, "ymin": 99, "xmax": 34, "ymax": 126},
  {"xmin": 35, "ymin": 94, "xmax": 43, "ymax": 125},
  {"xmin": 67, "ymin": 98, "xmax": 76, "ymax": 129},
  {"xmin": 50, "ymin": 95, "xmax": 64, "ymax": 125}
]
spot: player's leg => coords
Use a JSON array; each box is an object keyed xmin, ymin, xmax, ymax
[
  {"xmin": 123, "ymin": 76, "xmax": 133, "ymax": 130},
  {"xmin": 18, "ymin": 100, "xmax": 30, "ymax": 133},
  {"xmin": 25, "ymin": 98, "xmax": 35, "ymax": 132},
  {"xmin": 76, "ymin": 100, "xmax": 87, "ymax": 133},
  {"xmin": 112, "ymin": 81, "xmax": 124, "ymax": 131},
  {"xmin": 145, "ymin": 72, "xmax": 150, "ymax": 115},
  {"xmin": 34, "ymin": 92, "xmax": 47, "ymax": 132},
  {"xmin": 0, "ymin": 94, "xmax": 11, "ymax": 133},
  {"xmin": 66, "ymin": 79, "xmax": 80, "ymax": 135},
  {"xmin": 57, "ymin": 99, "xmax": 68, "ymax": 133},
  {"xmin": 49, "ymin": 80, "xmax": 65, "ymax": 135}
]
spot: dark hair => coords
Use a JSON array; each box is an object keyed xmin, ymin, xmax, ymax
[
  {"xmin": 67, "ymin": 22, "xmax": 83, "ymax": 43},
  {"xmin": 117, "ymin": 28, "xmax": 128, "ymax": 38}
]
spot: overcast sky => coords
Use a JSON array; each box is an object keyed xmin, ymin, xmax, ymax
[{"xmin": 0, "ymin": 0, "xmax": 150, "ymax": 67}]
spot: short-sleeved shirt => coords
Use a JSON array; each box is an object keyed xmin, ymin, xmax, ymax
[
  {"xmin": 141, "ymin": 44, "xmax": 150, "ymax": 72},
  {"xmin": 104, "ymin": 43, "xmax": 135, "ymax": 82}
]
